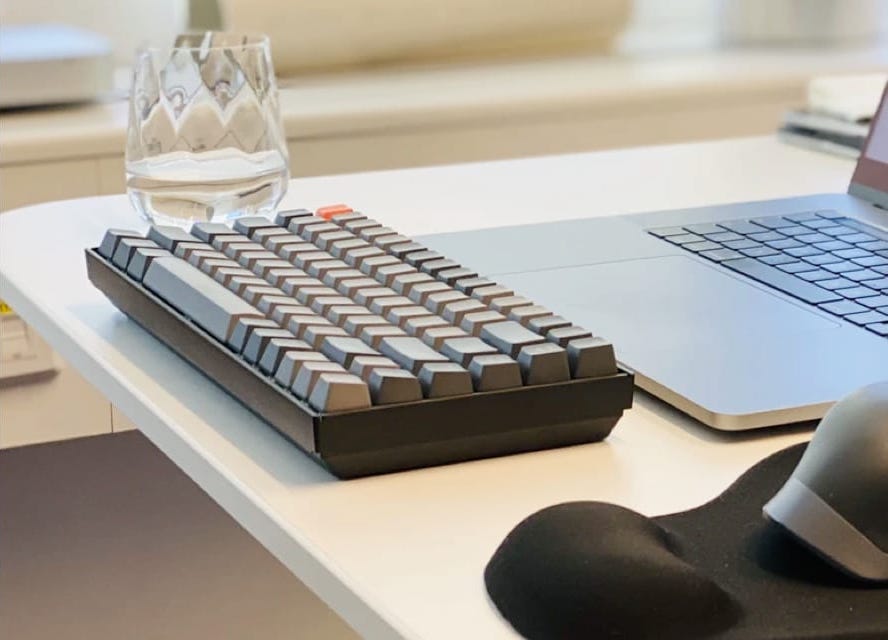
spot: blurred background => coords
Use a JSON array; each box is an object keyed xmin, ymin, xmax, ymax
[{"xmin": 0, "ymin": 3, "xmax": 886, "ymax": 639}]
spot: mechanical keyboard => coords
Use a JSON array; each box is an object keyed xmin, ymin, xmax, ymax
[
  {"xmin": 86, "ymin": 205, "xmax": 633, "ymax": 478},
  {"xmin": 649, "ymin": 210, "xmax": 888, "ymax": 337}
]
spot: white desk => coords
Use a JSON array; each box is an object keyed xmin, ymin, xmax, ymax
[{"xmin": 0, "ymin": 137, "xmax": 851, "ymax": 638}]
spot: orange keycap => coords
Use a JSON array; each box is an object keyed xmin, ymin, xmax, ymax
[{"xmin": 317, "ymin": 204, "xmax": 353, "ymax": 220}]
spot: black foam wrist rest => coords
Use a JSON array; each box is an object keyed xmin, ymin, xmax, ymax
[{"xmin": 485, "ymin": 444, "xmax": 888, "ymax": 639}]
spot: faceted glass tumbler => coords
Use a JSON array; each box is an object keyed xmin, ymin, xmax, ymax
[{"xmin": 126, "ymin": 33, "xmax": 289, "ymax": 228}]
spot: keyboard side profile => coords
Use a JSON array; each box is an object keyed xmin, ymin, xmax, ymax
[{"xmin": 86, "ymin": 207, "xmax": 633, "ymax": 478}]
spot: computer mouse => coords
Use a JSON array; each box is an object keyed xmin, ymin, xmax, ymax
[{"xmin": 764, "ymin": 381, "xmax": 888, "ymax": 582}]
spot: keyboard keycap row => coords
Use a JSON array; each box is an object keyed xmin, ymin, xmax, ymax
[{"xmin": 97, "ymin": 208, "xmax": 618, "ymax": 412}]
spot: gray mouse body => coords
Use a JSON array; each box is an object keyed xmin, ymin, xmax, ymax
[{"xmin": 764, "ymin": 381, "xmax": 888, "ymax": 582}]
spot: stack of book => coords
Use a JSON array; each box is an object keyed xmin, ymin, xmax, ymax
[{"xmin": 779, "ymin": 73, "xmax": 885, "ymax": 158}]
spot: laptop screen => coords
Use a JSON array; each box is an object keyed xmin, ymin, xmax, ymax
[{"xmin": 850, "ymin": 82, "xmax": 888, "ymax": 205}]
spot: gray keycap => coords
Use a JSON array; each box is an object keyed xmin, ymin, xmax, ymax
[
  {"xmin": 404, "ymin": 250, "xmax": 443, "ymax": 267},
  {"xmin": 308, "ymin": 373, "xmax": 372, "ymax": 412},
  {"xmin": 250, "ymin": 258, "xmax": 292, "ymax": 277},
  {"xmin": 322, "ymin": 268, "xmax": 364, "ymax": 288},
  {"xmin": 391, "ymin": 271, "xmax": 435, "ymax": 295},
  {"xmin": 190, "ymin": 222, "xmax": 234, "ymax": 243},
  {"xmin": 388, "ymin": 241, "xmax": 425, "ymax": 258},
  {"xmin": 460, "ymin": 310, "xmax": 507, "ymax": 336},
  {"xmin": 369, "ymin": 296, "xmax": 414, "ymax": 316},
  {"xmin": 270, "ymin": 305, "xmax": 313, "ymax": 325},
  {"xmin": 417, "ymin": 362, "xmax": 473, "ymax": 398},
  {"xmin": 212, "ymin": 266, "xmax": 254, "ymax": 287},
  {"xmin": 294, "ymin": 286, "xmax": 339, "ymax": 305},
  {"xmin": 315, "ymin": 230, "xmax": 354, "ymax": 251},
  {"xmin": 277, "ymin": 242, "xmax": 318, "ymax": 262},
  {"xmin": 279, "ymin": 277, "xmax": 324, "ymax": 297},
  {"xmin": 230, "ymin": 317, "xmax": 279, "ymax": 352},
  {"xmin": 454, "ymin": 276, "xmax": 494, "ymax": 294},
  {"xmin": 420, "ymin": 258, "xmax": 460, "ymax": 276},
  {"xmin": 545, "ymin": 325, "xmax": 592, "ymax": 347},
  {"xmin": 307, "ymin": 259, "xmax": 350, "ymax": 279},
  {"xmin": 341, "ymin": 217, "xmax": 380, "ymax": 234},
  {"xmin": 241, "ymin": 285, "xmax": 281, "ymax": 306},
  {"xmin": 186, "ymin": 249, "xmax": 227, "ymax": 270},
  {"xmin": 517, "ymin": 343, "xmax": 570, "ymax": 385},
  {"xmin": 310, "ymin": 295, "xmax": 354, "ymax": 315},
  {"xmin": 347, "ymin": 247, "xmax": 388, "ymax": 270},
  {"xmin": 300, "ymin": 222, "xmax": 340, "ymax": 243},
  {"xmin": 251, "ymin": 227, "xmax": 291, "ymax": 245},
  {"xmin": 471, "ymin": 284, "xmax": 513, "ymax": 304},
  {"xmin": 373, "ymin": 234, "xmax": 410, "ymax": 251},
  {"xmin": 326, "ymin": 305, "xmax": 373, "ymax": 326},
  {"xmin": 567, "ymin": 337, "xmax": 617, "ymax": 378},
  {"xmin": 273, "ymin": 351, "xmax": 329, "ymax": 387},
  {"xmin": 379, "ymin": 336, "xmax": 449, "ymax": 373},
  {"xmin": 508, "ymin": 305, "xmax": 553, "ymax": 326},
  {"xmin": 480, "ymin": 320, "xmax": 545, "ymax": 357},
  {"xmin": 292, "ymin": 361, "xmax": 347, "ymax": 399},
  {"xmin": 424, "ymin": 290, "xmax": 469, "ymax": 315},
  {"xmin": 349, "ymin": 355, "xmax": 399, "ymax": 379},
  {"xmin": 258, "ymin": 337, "xmax": 311, "ymax": 374},
  {"xmin": 387, "ymin": 305, "xmax": 433, "ymax": 327},
  {"xmin": 403, "ymin": 314, "xmax": 449, "ymax": 337},
  {"xmin": 113, "ymin": 238, "xmax": 159, "ymax": 269},
  {"xmin": 343, "ymin": 314, "xmax": 390, "ymax": 335},
  {"xmin": 336, "ymin": 277, "xmax": 380, "ymax": 297},
  {"xmin": 467, "ymin": 355, "xmax": 522, "ymax": 391},
  {"xmin": 407, "ymin": 281, "xmax": 451, "ymax": 304},
  {"xmin": 376, "ymin": 263, "xmax": 417, "ymax": 287},
  {"xmin": 329, "ymin": 238, "xmax": 371, "ymax": 260},
  {"xmin": 199, "ymin": 258, "xmax": 240, "ymax": 278},
  {"xmin": 440, "ymin": 336, "xmax": 497, "ymax": 367},
  {"xmin": 285, "ymin": 315, "xmax": 332, "ymax": 339},
  {"xmin": 367, "ymin": 368, "xmax": 423, "ymax": 405},
  {"xmin": 303, "ymin": 324, "xmax": 349, "ymax": 349},
  {"xmin": 286, "ymin": 215, "xmax": 327, "ymax": 235},
  {"xmin": 274, "ymin": 208, "xmax": 312, "ymax": 226},
  {"xmin": 232, "ymin": 216, "xmax": 275, "ymax": 237},
  {"xmin": 292, "ymin": 251, "xmax": 336, "ymax": 270},
  {"xmin": 148, "ymin": 225, "xmax": 196, "ymax": 250},
  {"xmin": 265, "ymin": 267, "xmax": 308, "ymax": 288},
  {"xmin": 437, "ymin": 267, "xmax": 476, "ymax": 285},
  {"xmin": 255, "ymin": 294, "xmax": 296, "ymax": 315},
  {"xmin": 489, "ymin": 295, "xmax": 533, "ymax": 314},
  {"xmin": 327, "ymin": 211, "xmax": 367, "ymax": 227},
  {"xmin": 243, "ymin": 327, "xmax": 296, "ymax": 364},
  {"xmin": 421, "ymin": 326, "xmax": 468, "ymax": 349},
  {"xmin": 98, "ymin": 229, "xmax": 141, "ymax": 259},
  {"xmin": 442, "ymin": 299, "xmax": 486, "ymax": 324},
  {"xmin": 353, "ymin": 286, "xmax": 398, "ymax": 307},
  {"xmin": 361, "ymin": 324, "xmax": 408, "ymax": 348},
  {"xmin": 127, "ymin": 248, "xmax": 170, "ymax": 281},
  {"xmin": 143, "ymin": 256, "xmax": 262, "ymax": 345},
  {"xmin": 526, "ymin": 315, "xmax": 571, "ymax": 336},
  {"xmin": 321, "ymin": 336, "xmax": 380, "ymax": 367}
]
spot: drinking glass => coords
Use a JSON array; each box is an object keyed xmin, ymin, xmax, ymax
[{"xmin": 126, "ymin": 32, "xmax": 289, "ymax": 227}]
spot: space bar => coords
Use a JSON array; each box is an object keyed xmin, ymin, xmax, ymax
[{"xmin": 721, "ymin": 258, "xmax": 842, "ymax": 304}]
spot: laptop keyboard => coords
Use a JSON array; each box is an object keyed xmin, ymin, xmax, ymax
[{"xmin": 648, "ymin": 210, "xmax": 888, "ymax": 338}]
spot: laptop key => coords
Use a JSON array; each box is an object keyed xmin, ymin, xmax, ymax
[
  {"xmin": 845, "ymin": 270, "xmax": 884, "ymax": 282},
  {"xmin": 751, "ymin": 217, "xmax": 796, "ymax": 229},
  {"xmin": 682, "ymin": 223, "xmax": 723, "ymax": 235},
  {"xmin": 699, "ymin": 248, "xmax": 743, "ymax": 262},
  {"xmin": 722, "ymin": 239, "xmax": 761, "ymax": 250},
  {"xmin": 803, "ymin": 253, "xmax": 842, "ymax": 266},
  {"xmin": 833, "ymin": 248, "xmax": 871, "ymax": 260},
  {"xmin": 859, "ymin": 295, "xmax": 888, "ymax": 309},
  {"xmin": 783, "ymin": 247, "xmax": 823, "ymax": 258},
  {"xmin": 866, "ymin": 278, "xmax": 888, "ymax": 290},
  {"xmin": 844, "ymin": 311, "xmax": 888, "ymax": 326},
  {"xmin": 838, "ymin": 286, "xmax": 878, "ymax": 299},
  {"xmin": 748, "ymin": 231, "xmax": 785, "ymax": 242},
  {"xmin": 684, "ymin": 241, "xmax": 721, "ymax": 252},
  {"xmin": 796, "ymin": 269, "xmax": 838, "ymax": 282},
  {"xmin": 824, "ymin": 261, "xmax": 866, "ymax": 274},
  {"xmin": 765, "ymin": 239, "xmax": 803, "ymax": 250},
  {"xmin": 818, "ymin": 300, "xmax": 868, "ymax": 316},
  {"xmin": 816, "ymin": 278, "xmax": 857, "ymax": 290},
  {"xmin": 853, "ymin": 255, "xmax": 888, "ymax": 267},
  {"xmin": 860, "ymin": 240, "xmax": 888, "ymax": 252},
  {"xmin": 718, "ymin": 220, "xmax": 766, "ymax": 234},
  {"xmin": 720, "ymin": 258, "xmax": 841, "ymax": 304},
  {"xmin": 777, "ymin": 262, "xmax": 814, "ymax": 274},
  {"xmin": 741, "ymin": 246, "xmax": 780, "ymax": 258},
  {"xmin": 648, "ymin": 226, "xmax": 688, "ymax": 237},
  {"xmin": 760, "ymin": 254, "xmax": 798, "ymax": 266},
  {"xmin": 814, "ymin": 240, "xmax": 853, "ymax": 252},
  {"xmin": 702, "ymin": 231, "xmax": 743, "ymax": 243},
  {"xmin": 866, "ymin": 323, "xmax": 888, "ymax": 336}
]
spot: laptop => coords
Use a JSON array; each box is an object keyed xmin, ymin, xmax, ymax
[{"xmin": 420, "ymin": 85, "xmax": 888, "ymax": 430}]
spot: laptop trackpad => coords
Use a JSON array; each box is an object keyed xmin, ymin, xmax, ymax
[{"xmin": 499, "ymin": 256, "xmax": 841, "ymax": 416}]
